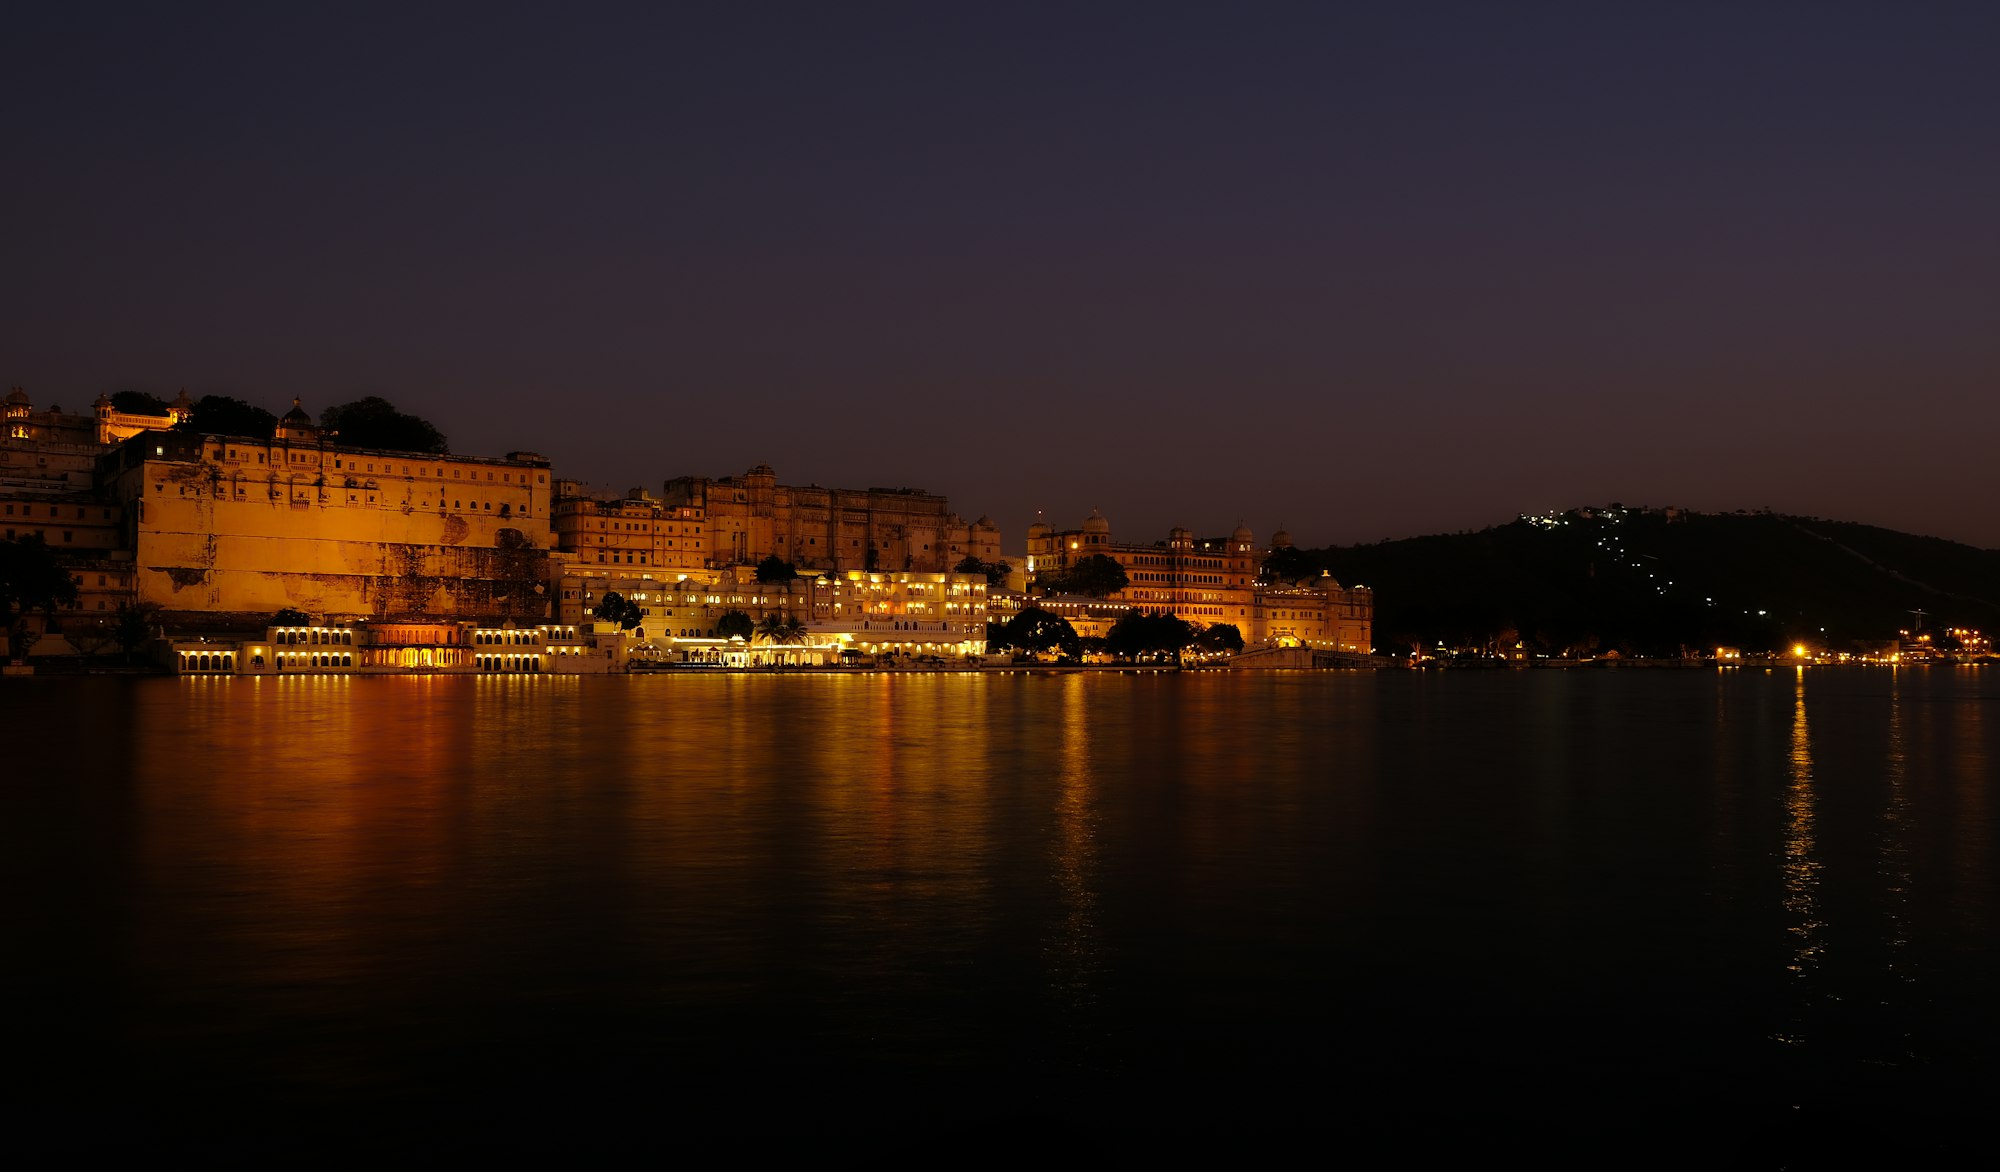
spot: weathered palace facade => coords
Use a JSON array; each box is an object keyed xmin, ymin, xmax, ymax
[{"xmin": 107, "ymin": 405, "xmax": 557, "ymax": 621}]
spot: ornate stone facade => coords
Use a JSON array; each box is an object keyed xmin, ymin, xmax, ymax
[{"xmin": 661, "ymin": 464, "xmax": 1000, "ymax": 573}]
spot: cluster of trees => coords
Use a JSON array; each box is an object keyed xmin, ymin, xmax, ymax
[
  {"xmin": 988, "ymin": 607, "xmax": 1081, "ymax": 658},
  {"xmin": 1037, "ymin": 554, "xmax": 1129, "ymax": 598},
  {"xmin": 1102, "ymin": 610, "xmax": 1195, "ymax": 660},
  {"xmin": 1103, "ymin": 612, "xmax": 1244, "ymax": 661},
  {"xmin": 593, "ymin": 592, "xmax": 644, "ymax": 631},
  {"xmin": 598, "ymin": 595, "xmax": 804, "ymax": 644},
  {"xmin": 1191, "ymin": 622, "xmax": 1246, "ymax": 655},
  {"xmin": 112, "ymin": 602, "xmax": 162, "ymax": 662},
  {"xmin": 755, "ymin": 612, "xmax": 807, "ymax": 644},
  {"xmin": 953, "ymin": 555, "xmax": 1013, "ymax": 587},
  {"xmin": 110, "ymin": 390, "xmax": 176, "ymax": 415},
  {"xmin": 131, "ymin": 391, "xmax": 450, "ymax": 454},
  {"xmin": 1, "ymin": 535, "xmax": 79, "ymax": 661},
  {"xmin": 319, "ymin": 397, "xmax": 448, "ymax": 453},
  {"xmin": 3, "ymin": 536, "xmax": 171, "ymax": 664},
  {"xmin": 1259, "ymin": 546, "xmax": 1320, "ymax": 586},
  {"xmin": 755, "ymin": 556, "xmax": 797, "ymax": 583},
  {"xmin": 986, "ymin": 605, "xmax": 1245, "ymax": 663}
]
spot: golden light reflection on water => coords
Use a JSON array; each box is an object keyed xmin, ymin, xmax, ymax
[
  {"xmin": 16, "ymin": 665, "xmax": 1989, "ymax": 1130},
  {"xmin": 1881, "ymin": 671, "xmax": 1912, "ymax": 976},
  {"xmin": 1950, "ymin": 671, "xmax": 1990, "ymax": 932},
  {"xmin": 1046, "ymin": 674, "xmax": 1104, "ymax": 1013},
  {"xmin": 1776, "ymin": 669, "xmax": 1823, "ymax": 1045}
]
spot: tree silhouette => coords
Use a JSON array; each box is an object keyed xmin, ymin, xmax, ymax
[
  {"xmin": 177, "ymin": 395, "xmax": 278, "ymax": 437},
  {"xmin": 320, "ymin": 397, "xmax": 447, "ymax": 453},
  {"xmin": 114, "ymin": 602, "xmax": 162, "ymax": 663},
  {"xmin": 593, "ymin": 592, "xmax": 642, "ymax": 630},
  {"xmin": 1259, "ymin": 546, "xmax": 1319, "ymax": 585},
  {"xmin": 2, "ymin": 536, "xmax": 79, "ymax": 661},
  {"xmin": 1194, "ymin": 622, "xmax": 1245, "ymax": 654},
  {"xmin": 110, "ymin": 390, "xmax": 171, "ymax": 415},
  {"xmin": 1104, "ymin": 610, "xmax": 1195, "ymax": 660},
  {"xmin": 994, "ymin": 607, "xmax": 1080, "ymax": 657},
  {"xmin": 1043, "ymin": 554, "xmax": 1127, "ymax": 597}
]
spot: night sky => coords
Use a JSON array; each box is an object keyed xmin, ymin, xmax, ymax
[{"xmin": 8, "ymin": 3, "xmax": 1997, "ymax": 549}]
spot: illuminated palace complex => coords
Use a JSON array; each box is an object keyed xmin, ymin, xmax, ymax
[
  {"xmin": 551, "ymin": 482, "xmax": 708, "ymax": 574},
  {"xmin": 6, "ymin": 383, "xmax": 1373, "ymax": 671},
  {"xmin": 1022, "ymin": 510, "xmax": 1373, "ymax": 653},
  {"xmin": 4, "ymin": 392, "xmax": 1000, "ymax": 672},
  {"xmin": 554, "ymin": 565, "xmax": 991, "ymax": 665},
  {"xmin": 660, "ymin": 463, "xmax": 1001, "ymax": 574}
]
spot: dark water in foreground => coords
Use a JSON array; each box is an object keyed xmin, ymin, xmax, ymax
[{"xmin": 5, "ymin": 667, "xmax": 1996, "ymax": 1161}]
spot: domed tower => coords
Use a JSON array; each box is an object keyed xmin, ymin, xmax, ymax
[
  {"xmin": 1228, "ymin": 522, "xmax": 1256, "ymax": 588},
  {"xmin": 275, "ymin": 397, "xmax": 320, "ymax": 443},
  {"xmin": 744, "ymin": 463, "xmax": 778, "ymax": 508},
  {"xmin": 1081, "ymin": 507, "xmax": 1111, "ymax": 551},
  {"xmin": 168, "ymin": 387, "xmax": 194, "ymax": 427},
  {"xmin": 1025, "ymin": 513, "xmax": 1055, "ymax": 575},
  {"xmin": 968, "ymin": 514, "xmax": 1001, "ymax": 564},
  {"xmin": 5, "ymin": 387, "xmax": 33, "ymax": 439}
]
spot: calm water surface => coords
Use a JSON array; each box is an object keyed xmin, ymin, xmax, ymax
[{"xmin": 6, "ymin": 667, "xmax": 1995, "ymax": 1160}]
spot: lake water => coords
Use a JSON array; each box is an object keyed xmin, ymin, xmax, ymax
[{"xmin": 5, "ymin": 667, "xmax": 1995, "ymax": 1161}]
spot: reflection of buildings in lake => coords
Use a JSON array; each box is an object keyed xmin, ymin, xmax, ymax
[
  {"xmin": 1046, "ymin": 674, "xmax": 1103, "ymax": 1012},
  {"xmin": 128, "ymin": 675, "xmax": 482, "ymax": 998},
  {"xmin": 1880, "ymin": 671, "xmax": 1913, "ymax": 997},
  {"xmin": 1776, "ymin": 670, "xmax": 1823, "ymax": 1046}
]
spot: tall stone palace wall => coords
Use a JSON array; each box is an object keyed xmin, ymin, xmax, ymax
[{"xmin": 104, "ymin": 418, "xmax": 556, "ymax": 622}]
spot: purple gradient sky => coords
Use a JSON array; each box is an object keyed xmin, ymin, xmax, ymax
[{"xmin": 7, "ymin": 3, "xmax": 1997, "ymax": 549}]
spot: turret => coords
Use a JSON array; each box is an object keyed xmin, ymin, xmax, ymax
[{"xmin": 275, "ymin": 397, "xmax": 321, "ymax": 443}]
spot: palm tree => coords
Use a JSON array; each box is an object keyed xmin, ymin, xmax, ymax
[{"xmin": 755, "ymin": 612, "xmax": 789, "ymax": 644}]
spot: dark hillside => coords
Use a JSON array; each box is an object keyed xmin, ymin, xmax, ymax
[{"xmin": 1313, "ymin": 508, "xmax": 2000, "ymax": 656}]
